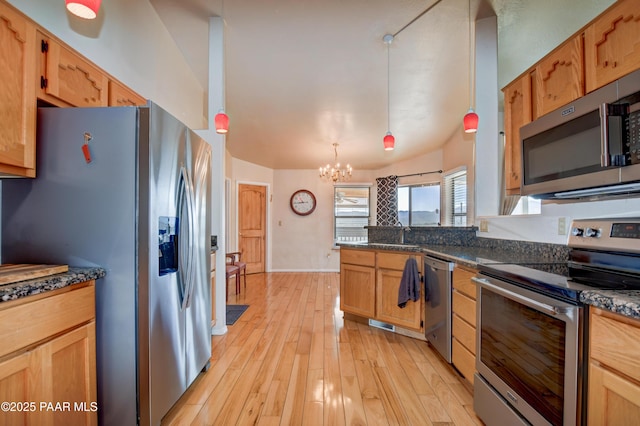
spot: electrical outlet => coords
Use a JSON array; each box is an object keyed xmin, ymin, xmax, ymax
[
  {"xmin": 479, "ymin": 220, "xmax": 489, "ymax": 232},
  {"xmin": 558, "ymin": 217, "xmax": 567, "ymax": 235}
]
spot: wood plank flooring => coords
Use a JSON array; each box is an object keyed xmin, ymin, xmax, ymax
[{"xmin": 162, "ymin": 272, "xmax": 482, "ymax": 425}]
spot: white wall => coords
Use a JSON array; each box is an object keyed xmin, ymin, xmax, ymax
[{"xmin": 230, "ymin": 150, "xmax": 446, "ymax": 272}]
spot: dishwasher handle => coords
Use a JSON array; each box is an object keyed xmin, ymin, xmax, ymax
[{"xmin": 424, "ymin": 256, "xmax": 454, "ymax": 271}]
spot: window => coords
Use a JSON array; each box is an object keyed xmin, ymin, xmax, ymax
[
  {"xmin": 511, "ymin": 196, "xmax": 541, "ymax": 215},
  {"xmin": 334, "ymin": 186, "xmax": 370, "ymax": 244},
  {"xmin": 443, "ymin": 169, "xmax": 467, "ymax": 226},
  {"xmin": 398, "ymin": 183, "xmax": 441, "ymax": 226}
]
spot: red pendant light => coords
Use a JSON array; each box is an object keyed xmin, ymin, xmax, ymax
[
  {"xmin": 464, "ymin": 108, "xmax": 479, "ymax": 133},
  {"xmin": 383, "ymin": 34, "xmax": 395, "ymax": 151},
  {"xmin": 214, "ymin": 110, "xmax": 229, "ymax": 134},
  {"xmin": 65, "ymin": 0, "xmax": 101, "ymax": 19},
  {"xmin": 383, "ymin": 132, "xmax": 395, "ymax": 151},
  {"xmin": 463, "ymin": 0, "xmax": 479, "ymax": 134}
]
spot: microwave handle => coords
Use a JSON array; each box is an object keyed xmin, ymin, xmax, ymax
[{"xmin": 600, "ymin": 103, "xmax": 611, "ymax": 167}]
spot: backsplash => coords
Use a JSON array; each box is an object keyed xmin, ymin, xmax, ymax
[{"xmin": 366, "ymin": 226, "xmax": 570, "ymax": 261}]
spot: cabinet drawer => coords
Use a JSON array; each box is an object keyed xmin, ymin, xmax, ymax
[
  {"xmin": 452, "ymin": 338, "xmax": 475, "ymax": 384},
  {"xmin": 340, "ymin": 249, "xmax": 375, "ymax": 267},
  {"xmin": 452, "ymin": 266, "xmax": 477, "ymax": 300},
  {"xmin": 590, "ymin": 308, "xmax": 640, "ymax": 383},
  {"xmin": 453, "ymin": 290, "xmax": 476, "ymax": 327},
  {"xmin": 0, "ymin": 284, "xmax": 95, "ymax": 358},
  {"xmin": 377, "ymin": 252, "xmax": 420, "ymax": 271},
  {"xmin": 453, "ymin": 313, "xmax": 476, "ymax": 355}
]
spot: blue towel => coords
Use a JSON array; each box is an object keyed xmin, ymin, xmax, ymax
[{"xmin": 398, "ymin": 257, "xmax": 421, "ymax": 308}]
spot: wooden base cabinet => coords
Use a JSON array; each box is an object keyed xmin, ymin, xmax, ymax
[
  {"xmin": 340, "ymin": 249, "xmax": 376, "ymax": 318},
  {"xmin": 340, "ymin": 248, "xmax": 423, "ymax": 331},
  {"xmin": 588, "ymin": 307, "xmax": 640, "ymax": 425},
  {"xmin": 376, "ymin": 252, "xmax": 423, "ymax": 331},
  {"xmin": 451, "ymin": 265, "xmax": 477, "ymax": 385},
  {"xmin": 0, "ymin": 282, "xmax": 97, "ymax": 426}
]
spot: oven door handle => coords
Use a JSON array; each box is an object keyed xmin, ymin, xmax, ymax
[{"xmin": 472, "ymin": 277, "xmax": 570, "ymax": 316}]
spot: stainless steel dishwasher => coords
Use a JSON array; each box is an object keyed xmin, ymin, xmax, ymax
[{"xmin": 423, "ymin": 255, "xmax": 454, "ymax": 363}]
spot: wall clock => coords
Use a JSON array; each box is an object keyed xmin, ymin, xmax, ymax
[{"xmin": 290, "ymin": 189, "xmax": 316, "ymax": 216}]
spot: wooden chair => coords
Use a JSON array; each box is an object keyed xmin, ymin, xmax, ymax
[
  {"xmin": 226, "ymin": 252, "xmax": 247, "ymax": 293},
  {"xmin": 225, "ymin": 263, "xmax": 240, "ymax": 302}
]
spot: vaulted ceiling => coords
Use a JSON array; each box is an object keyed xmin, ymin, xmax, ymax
[{"xmin": 148, "ymin": 0, "xmax": 613, "ymax": 171}]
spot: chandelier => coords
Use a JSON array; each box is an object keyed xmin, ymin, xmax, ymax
[{"xmin": 319, "ymin": 143, "xmax": 353, "ymax": 183}]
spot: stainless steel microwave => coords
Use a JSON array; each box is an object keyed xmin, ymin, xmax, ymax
[{"xmin": 520, "ymin": 68, "xmax": 640, "ymax": 199}]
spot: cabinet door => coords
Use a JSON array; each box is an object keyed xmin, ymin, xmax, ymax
[
  {"xmin": 589, "ymin": 362, "xmax": 640, "ymax": 425},
  {"xmin": 108, "ymin": 79, "xmax": 146, "ymax": 107},
  {"xmin": 0, "ymin": 1, "xmax": 36, "ymax": 177},
  {"xmin": 376, "ymin": 267, "xmax": 422, "ymax": 331},
  {"xmin": 585, "ymin": 0, "xmax": 640, "ymax": 93},
  {"xmin": 503, "ymin": 73, "xmax": 532, "ymax": 195},
  {"xmin": 0, "ymin": 350, "xmax": 41, "ymax": 425},
  {"xmin": 41, "ymin": 322, "xmax": 97, "ymax": 426},
  {"xmin": 452, "ymin": 265, "xmax": 477, "ymax": 383},
  {"xmin": 37, "ymin": 31, "xmax": 108, "ymax": 107},
  {"xmin": 340, "ymin": 263, "xmax": 375, "ymax": 318},
  {"xmin": 534, "ymin": 35, "xmax": 584, "ymax": 118}
]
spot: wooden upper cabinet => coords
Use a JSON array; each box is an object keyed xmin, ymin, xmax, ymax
[
  {"xmin": 585, "ymin": 0, "xmax": 640, "ymax": 93},
  {"xmin": 0, "ymin": 1, "xmax": 36, "ymax": 177},
  {"xmin": 503, "ymin": 73, "xmax": 532, "ymax": 195},
  {"xmin": 37, "ymin": 30, "xmax": 108, "ymax": 107},
  {"xmin": 534, "ymin": 35, "xmax": 585, "ymax": 119},
  {"xmin": 108, "ymin": 79, "xmax": 146, "ymax": 107}
]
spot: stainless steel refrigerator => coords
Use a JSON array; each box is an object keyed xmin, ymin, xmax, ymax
[{"xmin": 2, "ymin": 102, "xmax": 212, "ymax": 425}]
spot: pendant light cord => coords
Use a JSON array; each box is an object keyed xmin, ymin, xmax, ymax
[
  {"xmin": 387, "ymin": 39, "xmax": 391, "ymax": 133},
  {"xmin": 468, "ymin": 0, "xmax": 474, "ymax": 110}
]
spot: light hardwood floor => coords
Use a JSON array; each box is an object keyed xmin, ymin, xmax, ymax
[{"xmin": 162, "ymin": 272, "xmax": 482, "ymax": 425}]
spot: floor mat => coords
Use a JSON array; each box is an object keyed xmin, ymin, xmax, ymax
[{"xmin": 226, "ymin": 304, "xmax": 249, "ymax": 325}]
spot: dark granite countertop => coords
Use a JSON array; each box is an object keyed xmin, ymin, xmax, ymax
[
  {"xmin": 580, "ymin": 290, "xmax": 640, "ymax": 320},
  {"xmin": 340, "ymin": 242, "xmax": 640, "ymax": 319},
  {"xmin": 340, "ymin": 242, "xmax": 565, "ymax": 268},
  {"xmin": 0, "ymin": 267, "xmax": 106, "ymax": 303}
]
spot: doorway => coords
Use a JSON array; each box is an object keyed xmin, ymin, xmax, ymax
[{"xmin": 237, "ymin": 183, "xmax": 267, "ymax": 274}]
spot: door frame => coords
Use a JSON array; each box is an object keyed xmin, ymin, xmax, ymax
[{"xmin": 235, "ymin": 180, "xmax": 271, "ymax": 272}]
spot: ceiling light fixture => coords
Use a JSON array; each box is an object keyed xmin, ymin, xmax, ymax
[
  {"xmin": 319, "ymin": 143, "xmax": 353, "ymax": 183},
  {"xmin": 214, "ymin": 110, "xmax": 229, "ymax": 134},
  {"xmin": 383, "ymin": 34, "xmax": 395, "ymax": 151},
  {"xmin": 65, "ymin": 0, "xmax": 101, "ymax": 20},
  {"xmin": 463, "ymin": 0, "xmax": 479, "ymax": 133}
]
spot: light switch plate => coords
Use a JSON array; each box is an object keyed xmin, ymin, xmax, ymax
[
  {"xmin": 479, "ymin": 220, "xmax": 489, "ymax": 232},
  {"xmin": 558, "ymin": 217, "xmax": 567, "ymax": 235}
]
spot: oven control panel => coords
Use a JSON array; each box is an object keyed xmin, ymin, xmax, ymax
[{"xmin": 568, "ymin": 218, "xmax": 640, "ymax": 253}]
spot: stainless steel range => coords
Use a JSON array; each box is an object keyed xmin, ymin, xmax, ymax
[{"xmin": 473, "ymin": 218, "xmax": 640, "ymax": 426}]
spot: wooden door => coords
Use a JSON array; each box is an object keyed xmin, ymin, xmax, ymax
[
  {"xmin": 584, "ymin": 0, "xmax": 640, "ymax": 93},
  {"xmin": 0, "ymin": 1, "xmax": 36, "ymax": 177},
  {"xmin": 37, "ymin": 31, "xmax": 108, "ymax": 107},
  {"xmin": 42, "ymin": 323, "xmax": 97, "ymax": 426},
  {"xmin": 534, "ymin": 35, "xmax": 584, "ymax": 118},
  {"xmin": 238, "ymin": 184, "xmax": 266, "ymax": 274},
  {"xmin": 340, "ymin": 263, "xmax": 376, "ymax": 318},
  {"xmin": 503, "ymin": 73, "xmax": 532, "ymax": 195}
]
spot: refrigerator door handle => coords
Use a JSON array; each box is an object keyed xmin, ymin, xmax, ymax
[
  {"xmin": 184, "ymin": 168, "xmax": 198, "ymax": 308},
  {"xmin": 178, "ymin": 166, "xmax": 195, "ymax": 311}
]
